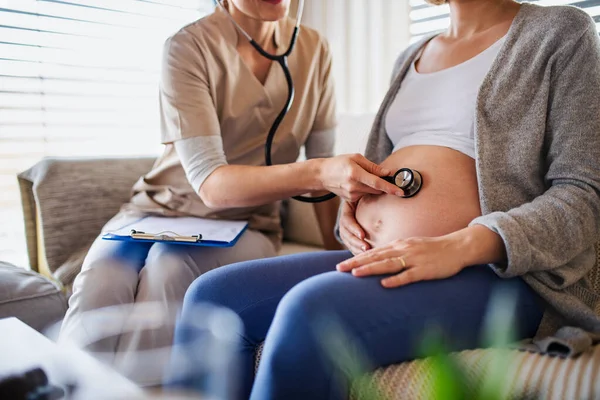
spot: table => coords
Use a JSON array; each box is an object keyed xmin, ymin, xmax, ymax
[{"xmin": 0, "ymin": 317, "xmax": 144, "ymax": 399}]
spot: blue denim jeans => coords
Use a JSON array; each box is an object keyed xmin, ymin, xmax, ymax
[{"xmin": 169, "ymin": 251, "xmax": 544, "ymax": 400}]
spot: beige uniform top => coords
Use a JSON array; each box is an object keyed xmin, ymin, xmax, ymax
[{"xmin": 120, "ymin": 7, "xmax": 337, "ymax": 248}]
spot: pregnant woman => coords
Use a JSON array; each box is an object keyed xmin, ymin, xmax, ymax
[{"xmin": 172, "ymin": 0, "xmax": 600, "ymax": 399}]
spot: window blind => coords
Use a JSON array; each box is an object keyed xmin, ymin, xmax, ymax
[
  {"xmin": 410, "ymin": 0, "xmax": 600, "ymax": 42},
  {"xmin": 0, "ymin": 0, "xmax": 213, "ymax": 267}
]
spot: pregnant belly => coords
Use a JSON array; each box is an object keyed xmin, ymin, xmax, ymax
[{"xmin": 355, "ymin": 146, "xmax": 482, "ymax": 248}]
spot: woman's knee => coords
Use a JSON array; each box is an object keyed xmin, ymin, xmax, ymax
[
  {"xmin": 272, "ymin": 272, "xmax": 347, "ymax": 333},
  {"xmin": 182, "ymin": 261, "xmax": 262, "ymax": 312},
  {"xmin": 256, "ymin": 275, "xmax": 349, "ymax": 385}
]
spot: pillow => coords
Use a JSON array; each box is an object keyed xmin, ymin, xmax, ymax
[{"xmin": 0, "ymin": 261, "xmax": 67, "ymax": 332}]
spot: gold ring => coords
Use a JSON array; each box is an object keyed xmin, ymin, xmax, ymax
[{"xmin": 393, "ymin": 256, "xmax": 406, "ymax": 268}]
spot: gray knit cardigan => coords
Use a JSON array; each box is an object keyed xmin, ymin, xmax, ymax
[{"xmin": 361, "ymin": 3, "xmax": 600, "ymax": 356}]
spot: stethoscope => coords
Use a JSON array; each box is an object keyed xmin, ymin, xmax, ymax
[
  {"xmin": 381, "ymin": 168, "xmax": 423, "ymax": 198},
  {"xmin": 217, "ymin": 0, "xmax": 423, "ymax": 202}
]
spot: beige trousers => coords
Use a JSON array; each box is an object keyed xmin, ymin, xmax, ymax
[{"xmin": 59, "ymin": 214, "xmax": 276, "ymax": 386}]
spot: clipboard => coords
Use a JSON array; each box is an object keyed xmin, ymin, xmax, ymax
[{"xmin": 102, "ymin": 216, "xmax": 249, "ymax": 248}]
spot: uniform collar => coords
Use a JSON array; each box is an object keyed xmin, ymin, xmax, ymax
[{"xmin": 215, "ymin": 6, "xmax": 282, "ymax": 50}]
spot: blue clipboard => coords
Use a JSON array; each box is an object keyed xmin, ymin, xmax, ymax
[{"xmin": 102, "ymin": 216, "xmax": 249, "ymax": 248}]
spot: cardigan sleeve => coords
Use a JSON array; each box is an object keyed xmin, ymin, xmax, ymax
[{"xmin": 470, "ymin": 21, "xmax": 600, "ymax": 281}]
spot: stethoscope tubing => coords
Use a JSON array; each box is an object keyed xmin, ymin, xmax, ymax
[
  {"xmin": 218, "ymin": 0, "xmax": 334, "ymax": 203},
  {"xmin": 252, "ymin": 35, "xmax": 336, "ymax": 203}
]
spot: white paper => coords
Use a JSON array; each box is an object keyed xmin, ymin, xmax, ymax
[{"xmin": 110, "ymin": 216, "xmax": 247, "ymax": 243}]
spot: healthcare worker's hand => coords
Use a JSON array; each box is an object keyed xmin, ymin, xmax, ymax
[
  {"xmin": 318, "ymin": 154, "xmax": 403, "ymax": 203},
  {"xmin": 339, "ymin": 201, "xmax": 370, "ymax": 255}
]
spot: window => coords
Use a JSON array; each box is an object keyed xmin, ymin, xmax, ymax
[
  {"xmin": 409, "ymin": 0, "xmax": 600, "ymax": 42},
  {"xmin": 0, "ymin": 0, "xmax": 213, "ymax": 267}
]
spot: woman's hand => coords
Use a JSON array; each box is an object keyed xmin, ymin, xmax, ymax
[
  {"xmin": 318, "ymin": 154, "xmax": 403, "ymax": 203},
  {"xmin": 339, "ymin": 201, "xmax": 370, "ymax": 255},
  {"xmin": 336, "ymin": 226, "xmax": 505, "ymax": 288},
  {"xmin": 336, "ymin": 235, "xmax": 468, "ymax": 288}
]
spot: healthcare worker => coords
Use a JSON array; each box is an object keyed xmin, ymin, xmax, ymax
[{"xmin": 59, "ymin": 0, "xmax": 400, "ymax": 385}]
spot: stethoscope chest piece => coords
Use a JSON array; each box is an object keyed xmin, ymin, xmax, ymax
[{"xmin": 384, "ymin": 168, "xmax": 423, "ymax": 198}]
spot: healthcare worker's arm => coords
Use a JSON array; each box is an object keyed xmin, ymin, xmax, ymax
[{"xmin": 175, "ymin": 136, "xmax": 398, "ymax": 208}]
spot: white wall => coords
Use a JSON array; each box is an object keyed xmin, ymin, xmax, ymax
[{"xmin": 301, "ymin": 0, "xmax": 411, "ymax": 114}]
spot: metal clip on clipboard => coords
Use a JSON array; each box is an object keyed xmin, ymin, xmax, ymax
[{"xmin": 130, "ymin": 229, "xmax": 203, "ymax": 243}]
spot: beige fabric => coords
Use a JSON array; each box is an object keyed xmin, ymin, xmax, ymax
[
  {"xmin": 122, "ymin": 7, "xmax": 337, "ymax": 248},
  {"xmin": 353, "ymin": 346, "xmax": 600, "ymax": 400},
  {"xmin": 282, "ymin": 199, "xmax": 324, "ymax": 248},
  {"xmin": 17, "ymin": 157, "xmax": 156, "ymax": 280}
]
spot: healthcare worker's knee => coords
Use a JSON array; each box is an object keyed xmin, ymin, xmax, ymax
[
  {"xmin": 139, "ymin": 244, "xmax": 205, "ymax": 301},
  {"xmin": 71, "ymin": 256, "xmax": 140, "ymax": 312}
]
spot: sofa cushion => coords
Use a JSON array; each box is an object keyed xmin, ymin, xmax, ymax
[
  {"xmin": 278, "ymin": 241, "xmax": 323, "ymax": 256},
  {"xmin": 255, "ymin": 342, "xmax": 600, "ymax": 399},
  {"xmin": 17, "ymin": 157, "xmax": 156, "ymax": 278},
  {"xmin": 353, "ymin": 345, "xmax": 600, "ymax": 399},
  {"xmin": 0, "ymin": 261, "xmax": 68, "ymax": 332}
]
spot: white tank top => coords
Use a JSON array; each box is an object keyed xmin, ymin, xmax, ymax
[{"xmin": 386, "ymin": 36, "xmax": 506, "ymax": 159}]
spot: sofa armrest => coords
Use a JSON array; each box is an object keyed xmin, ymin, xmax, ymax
[
  {"xmin": 282, "ymin": 200, "xmax": 325, "ymax": 248},
  {"xmin": 17, "ymin": 157, "xmax": 156, "ymax": 282}
]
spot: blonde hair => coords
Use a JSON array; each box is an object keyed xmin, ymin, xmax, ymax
[{"xmin": 425, "ymin": 0, "xmax": 447, "ymax": 4}]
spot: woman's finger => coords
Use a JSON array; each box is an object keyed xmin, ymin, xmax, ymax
[
  {"xmin": 351, "ymin": 256, "xmax": 407, "ymax": 277},
  {"xmin": 340, "ymin": 225, "xmax": 369, "ymax": 254},
  {"xmin": 337, "ymin": 246, "xmax": 398, "ymax": 271},
  {"xmin": 337, "ymin": 248, "xmax": 386, "ymax": 271},
  {"xmin": 340, "ymin": 226, "xmax": 366, "ymax": 247},
  {"xmin": 340, "ymin": 227, "xmax": 369, "ymax": 253},
  {"xmin": 381, "ymin": 268, "xmax": 421, "ymax": 288},
  {"xmin": 341, "ymin": 204, "xmax": 366, "ymax": 239}
]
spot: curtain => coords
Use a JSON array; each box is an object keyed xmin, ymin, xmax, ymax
[{"xmin": 301, "ymin": 0, "xmax": 411, "ymax": 114}]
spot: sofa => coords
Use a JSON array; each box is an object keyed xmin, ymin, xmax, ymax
[{"xmin": 17, "ymin": 113, "xmax": 600, "ymax": 399}]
